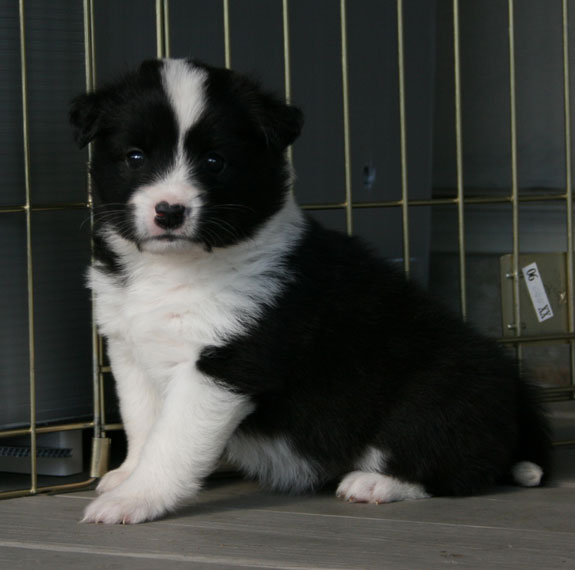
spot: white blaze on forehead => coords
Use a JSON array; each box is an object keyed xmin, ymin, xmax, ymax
[
  {"xmin": 161, "ymin": 59, "xmax": 207, "ymax": 138},
  {"xmin": 128, "ymin": 60, "xmax": 208, "ymax": 247}
]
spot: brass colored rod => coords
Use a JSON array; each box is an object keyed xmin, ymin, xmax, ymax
[
  {"xmin": 97, "ymin": 332, "xmax": 107, "ymax": 430},
  {"xmin": 508, "ymin": 0, "xmax": 522, "ymax": 355},
  {"xmin": 31, "ymin": 478, "xmax": 96, "ymax": 494},
  {"xmin": 0, "ymin": 202, "xmax": 90, "ymax": 213},
  {"xmin": 299, "ymin": 192, "xmax": 569, "ymax": 212},
  {"xmin": 473, "ymin": 192, "xmax": 568, "ymax": 203},
  {"xmin": 397, "ymin": 0, "xmax": 410, "ymax": 275},
  {"xmin": 0, "ymin": 421, "xmax": 95, "ymax": 439},
  {"xmin": 453, "ymin": 0, "xmax": 467, "ymax": 319},
  {"xmin": 498, "ymin": 332, "xmax": 575, "ymax": 344},
  {"xmin": 0, "ymin": 479, "xmax": 96, "ymax": 500},
  {"xmin": 19, "ymin": 0, "xmax": 38, "ymax": 495},
  {"xmin": 340, "ymin": 0, "xmax": 353, "ymax": 236},
  {"xmin": 282, "ymin": 0, "xmax": 294, "ymax": 169},
  {"xmin": 82, "ymin": 0, "xmax": 105, "ymax": 445},
  {"xmin": 155, "ymin": 0, "xmax": 170, "ymax": 59},
  {"xmin": 0, "ymin": 191, "xmax": 566, "ymax": 216},
  {"xmin": 432, "ymin": 189, "xmax": 569, "ymax": 203},
  {"xmin": 282, "ymin": 0, "xmax": 292, "ymax": 105},
  {"xmin": 223, "ymin": 0, "xmax": 231, "ymax": 69},
  {"xmin": 156, "ymin": 0, "xmax": 164, "ymax": 58},
  {"xmin": 165, "ymin": 1, "xmax": 171, "ymax": 58},
  {"xmin": 0, "ymin": 206, "xmax": 28, "ymax": 213},
  {"xmin": 562, "ymin": 0, "xmax": 575, "ymax": 393},
  {"xmin": 83, "ymin": 0, "xmax": 95, "ymax": 94},
  {"xmin": 103, "ymin": 423, "xmax": 124, "ymax": 431},
  {"xmin": 301, "ymin": 202, "xmax": 348, "ymax": 211}
]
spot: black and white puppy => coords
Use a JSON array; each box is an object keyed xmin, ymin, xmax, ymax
[{"xmin": 70, "ymin": 59, "xmax": 551, "ymax": 524}]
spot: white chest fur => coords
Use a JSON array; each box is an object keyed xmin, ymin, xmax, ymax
[
  {"xmin": 89, "ymin": 256, "xmax": 250, "ymax": 376},
  {"xmin": 88, "ymin": 198, "xmax": 304, "ymax": 383}
]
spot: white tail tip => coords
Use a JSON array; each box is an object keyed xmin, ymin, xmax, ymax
[{"xmin": 512, "ymin": 461, "xmax": 543, "ymax": 487}]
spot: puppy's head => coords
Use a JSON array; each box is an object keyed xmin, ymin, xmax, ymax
[{"xmin": 70, "ymin": 59, "xmax": 303, "ymax": 253}]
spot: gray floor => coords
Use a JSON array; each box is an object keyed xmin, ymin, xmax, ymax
[{"xmin": 0, "ymin": 405, "xmax": 574, "ymax": 570}]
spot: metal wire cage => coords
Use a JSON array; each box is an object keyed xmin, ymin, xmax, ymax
[{"xmin": 0, "ymin": 0, "xmax": 574, "ymax": 500}]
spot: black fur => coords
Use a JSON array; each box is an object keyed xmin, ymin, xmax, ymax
[
  {"xmin": 199, "ymin": 219, "xmax": 551, "ymax": 495},
  {"xmin": 185, "ymin": 62, "xmax": 301, "ymax": 248},
  {"xmin": 71, "ymin": 60, "xmax": 180, "ymax": 247}
]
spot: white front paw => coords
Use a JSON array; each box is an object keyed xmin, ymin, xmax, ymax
[
  {"xmin": 96, "ymin": 468, "xmax": 132, "ymax": 495},
  {"xmin": 81, "ymin": 489, "xmax": 170, "ymax": 524}
]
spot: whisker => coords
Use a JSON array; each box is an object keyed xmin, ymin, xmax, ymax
[
  {"xmin": 200, "ymin": 218, "xmax": 244, "ymax": 243},
  {"xmin": 202, "ymin": 203, "xmax": 256, "ymax": 215},
  {"xmin": 81, "ymin": 210, "xmax": 134, "ymax": 233}
]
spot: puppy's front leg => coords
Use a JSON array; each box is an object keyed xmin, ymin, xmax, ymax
[
  {"xmin": 96, "ymin": 341, "xmax": 161, "ymax": 495},
  {"xmin": 82, "ymin": 363, "xmax": 252, "ymax": 524}
]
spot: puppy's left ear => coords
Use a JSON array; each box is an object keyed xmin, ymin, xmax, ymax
[
  {"xmin": 69, "ymin": 91, "xmax": 102, "ymax": 149},
  {"xmin": 258, "ymin": 95, "xmax": 304, "ymax": 150}
]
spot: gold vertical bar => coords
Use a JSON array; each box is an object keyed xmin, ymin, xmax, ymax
[
  {"xmin": 155, "ymin": 0, "xmax": 163, "ymax": 58},
  {"xmin": 282, "ymin": 0, "xmax": 292, "ymax": 105},
  {"xmin": 89, "ymin": 1, "xmax": 96, "ymax": 89},
  {"xmin": 83, "ymin": 0, "xmax": 104, "ymax": 443},
  {"xmin": 397, "ymin": 0, "xmax": 410, "ymax": 275},
  {"xmin": 562, "ymin": 0, "xmax": 575, "ymax": 393},
  {"xmin": 85, "ymin": 0, "xmax": 112, "ymax": 470},
  {"xmin": 155, "ymin": 0, "xmax": 170, "ymax": 59},
  {"xmin": 223, "ymin": 0, "xmax": 231, "ymax": 69},
  {"xmin": 83, "ymin": 0, "xmax": 95, "ymax": 93},
  {"xmin": 508, "ymin": 0, "xmax": 522, "ymax": 356},
  {"xmin": 340, "ymin": 0, "xmax": 353, "ymax": 236},
  {"xmin": 282, "ymin": 0, "xmax": 294, "ymax": 169},
  {"xmin": 163, "ymin": 0, "xmax": 170, "ymax": 58},
  {"xmin": 98, "ymin": 336, "xmax": 107, "ymax": 431},
  {"xmin": 453, "ymin": 0, "xmax": 467, "ymax": 320},
  {"xmin": 18, "ymin": 0, "xmax": 37, "ymax": 494}
]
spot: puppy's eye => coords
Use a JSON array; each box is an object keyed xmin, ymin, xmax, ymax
[
  {"xmin": 125, "ymin": 149, "xmax": 145, "ymax": 169},
  {"xmin": 203, "ymin": 153, "xmax": 225, "ymax": 174}
]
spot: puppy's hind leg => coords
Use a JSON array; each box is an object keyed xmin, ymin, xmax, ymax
[
  {"xmin": 336, "ymin": 447, "xmax": 430, "ymax": 504},
  {"xmin": 336, "ymin": 471, "xmax": 431, "ymax": 504}
]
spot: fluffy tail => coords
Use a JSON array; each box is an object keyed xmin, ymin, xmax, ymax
[{"xmin": 511, "ymin": 380, "xmax": 552, "ymax": 487}]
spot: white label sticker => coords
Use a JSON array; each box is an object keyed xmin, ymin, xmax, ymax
[{"xmin": 521, "ymin": 262, "xmax": 554, "ymax": 323}]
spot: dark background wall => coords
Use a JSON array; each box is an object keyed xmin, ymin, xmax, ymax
[{"xmin": 0, "ymin": 0, "xmax": 571, "ymax": 428}]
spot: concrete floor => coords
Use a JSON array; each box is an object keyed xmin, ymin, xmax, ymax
[{"xmin": 0, "ymin": 445, "xmax": 573, "ymax": 570}]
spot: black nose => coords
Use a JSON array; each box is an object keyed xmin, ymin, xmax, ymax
[{"xmin": 154, "ymin": 201, "xmax": 186, "ymax": 230}]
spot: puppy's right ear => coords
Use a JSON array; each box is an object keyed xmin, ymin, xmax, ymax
[{"xmin": 69, "ymin": 92, "xmax": 101, "ymax": 149}]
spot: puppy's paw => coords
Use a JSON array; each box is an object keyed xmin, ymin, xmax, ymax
[
  {"xmin": 81, "ymin": 490, "xmax": 169, "ymax": 524},
  {"xmin": 96, "ymin": 468, "xmax": 132, "ymax": 495},
  {"xmin": 336, "ymin": 471, "xmax": 430, "ymax": 504}
]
